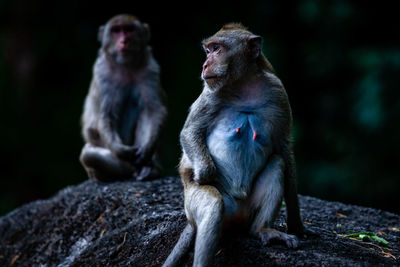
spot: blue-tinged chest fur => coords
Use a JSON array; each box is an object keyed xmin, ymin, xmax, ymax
[
  {"xmin": 206, "ymin": 107, "xmax": 271, "ymax": 199},
  {"xmin": 99, "ymin": 81, "xmax": 140, "ymax": 145}
]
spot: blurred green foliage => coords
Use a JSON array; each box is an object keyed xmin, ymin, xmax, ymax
[{"xmin": 0, "ymin": 0, "xmax": 399, "ymax": 215}]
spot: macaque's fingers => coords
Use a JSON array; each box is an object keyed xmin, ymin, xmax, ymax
[
  {"xmin": 113, "ymin": 144, "xmax": 137, "ymax": 161},
  {"xmin": 134, "ymin": 147, "xmax": 151, "ymax": 165},
  {"xmin": 135, "ymin": 166, "xmax": 160, "ymax": 181}
]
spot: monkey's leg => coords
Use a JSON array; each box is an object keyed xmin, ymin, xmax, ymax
[
  {"xmin": 162, "ymin": 224, "xmax": 195, "ymax": 267},
  {"xmin": 188, "ymin": 185, "xmax": 224, "ymax": 267},
  {"xmin": 249, "ymin": 155, "xmax": 298, "ymax": 248},
  {"xmin": 80, "ymin": 144, "xmax": 135, "ymax": 181}
]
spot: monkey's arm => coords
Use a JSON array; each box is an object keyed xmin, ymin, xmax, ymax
[
  {"xmin": 266, "ymin": 78, "xmax": 304, "ymax": 236},
  {"xmin": 81, "ymin": 81, "xmax": 103, "ymax": 144},
  {"xmin": 90, "ymin": 81, "xmax": 136, "ymax": 160},
  {"xmin": 82, "ymin": 84, "xmax": 134, "ymax": 160},
  {"xmin": 133, "ymin": 92, "xmax": 167, "ymax": 164},
  {"xmin": 98, "ymin": 114, "xmax": 137, "ymax": 159},
  {"xmin": 180, "ymin": 94, "xmax": 218, "ymax": 184}
]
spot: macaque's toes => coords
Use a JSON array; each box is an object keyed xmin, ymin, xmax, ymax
[
  {"xmin": 284, "ymin": 234, "xmax": 299, "ymax": 248},
  {"xmin": 87, "ymin": 169, "xmax": 97, "ymax": 180},
  {"xmin": 259, "ymin": 234, "xmax": 271, "ymax": 246},
  {"xmin": 258, "ymin": 229, "xmax": 299, "ymax": 248}
]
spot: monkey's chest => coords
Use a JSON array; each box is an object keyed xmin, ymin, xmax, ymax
[{"xmin": 206, "ymin": 110, "xmax": 270, "ymax": 199}]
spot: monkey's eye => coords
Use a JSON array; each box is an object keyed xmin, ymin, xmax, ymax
[
  {"xmin": 123, "ymin": 25, "xmax": 136, "ymax": 33},
  {"xmin": 111, "ymin": 26, "xmax": 122, "ymax": 33},
  {"xmin": 206, "ymin": 43, "xmax": 221, "ymax": 54},
  {"xmin": 211, "ymin": 43, "xmax": 220, "ymax": 51}
]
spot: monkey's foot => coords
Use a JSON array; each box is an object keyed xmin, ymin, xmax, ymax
[
  {"xmin": 86, "ymin": 169, "xmax": 96, "ymax": 179},
  {"xmin": 84, "ymin": 168, "xmax": 111, "ymax": 182},
  {"xmin": 257, "ymin": 228, "xmax": 299, "ymax": 248},
  {"xmin": 134, "ymin": 166, "xmax": 160, "ymax": 181}
]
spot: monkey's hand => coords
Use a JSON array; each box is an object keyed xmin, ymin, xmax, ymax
[
  {"xmin": 133, "ymin": 147, "xmax": 151, "ymax": 166},
  {"xmin": 112, "ymin": 144, "xmax": 138, "ymax": 161},
  {"xmin": 193, "ymin": 163, "xmax": 217, "ymax": 185}
]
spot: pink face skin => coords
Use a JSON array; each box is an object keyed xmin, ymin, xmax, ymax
[
  {"xmin": 110, "ymin": 24, "xmax": 136, "ymax": 52},
  {"xmin": 201, "ymin": 41, "xmax": 226, "ymax": 81}
]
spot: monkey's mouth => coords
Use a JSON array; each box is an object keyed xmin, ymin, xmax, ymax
[
  {"xmin": 118, "ymin": 47, "xmax": 134, "ymax": 53},
  {"xmin": 203, "ymin": 75, "xmax": 218, "ymax": 80}
]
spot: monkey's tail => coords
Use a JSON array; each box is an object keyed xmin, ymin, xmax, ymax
[{"xmin": 163, "ymin": 224, "xmax": 195, "ymax": 267}]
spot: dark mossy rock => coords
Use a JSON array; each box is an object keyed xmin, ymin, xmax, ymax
[{"xmin": 0, "ymin": 177, "xmax": 399, "ymax": 266}]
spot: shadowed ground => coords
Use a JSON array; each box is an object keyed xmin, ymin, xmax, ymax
[{"xmin": 0, "ymin": 177, "xmax": 398, "ymax": 266}]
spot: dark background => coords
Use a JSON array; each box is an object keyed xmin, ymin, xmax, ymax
[{"xmin": 1, "ymin": 0, "xmax": 399, "ymax": 216}]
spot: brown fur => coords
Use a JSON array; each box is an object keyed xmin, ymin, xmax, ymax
[{"xmin": 163, "ymin": 24, "xmax": 303, "ymax": 267}]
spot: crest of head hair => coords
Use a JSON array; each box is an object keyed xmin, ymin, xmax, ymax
[{"xmin": 221, "ymin": 23, "xmax": 248, "ymax": 31}]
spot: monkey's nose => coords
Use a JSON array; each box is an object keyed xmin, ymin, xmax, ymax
[
  {"xmin": 117, "ymin": 39, "xmax": 129, "ymax": 50},
  {"xmin": 202, "ymin": 62, "xmax": 208, "ymax": 71}
]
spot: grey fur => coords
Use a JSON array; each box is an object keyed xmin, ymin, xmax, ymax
[
  {"xmin": 80, "ymin": 15, "xmax": 167, "ymax": 181},
  {"xmin": 164, "ymin": 24, "xmax": 303, "ymax": 267}
]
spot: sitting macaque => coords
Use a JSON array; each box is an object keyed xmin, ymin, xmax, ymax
[
  {"xmin": 163, "ymin": 23, "xmax": 303, "ymax": 266},
  {"xmin": 80, "ymin": 14, "xmax": 167, "ymax": 181}
]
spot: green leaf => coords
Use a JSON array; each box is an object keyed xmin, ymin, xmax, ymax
[
  {"xmin": 343, "ymin": 232, "xmax": 389, "ymax": 245},
  {"xmin": 370, "ymin": 235, "xmax": 389, "ymax": 245},
  {"xmin": 343, "ymin": 232, "xmax": 374, "ymax": 238}
]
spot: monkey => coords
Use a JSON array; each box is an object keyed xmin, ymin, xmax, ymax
[
  {"xmin": 79, "ymin": 14, "xmax": 167, "ymax": 182},
  {"xmin": 163, "ymin": 23, "xmax": 303, "ymax": 267}
]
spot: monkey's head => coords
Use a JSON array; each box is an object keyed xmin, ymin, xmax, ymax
[
  {"xmin": 99, "ymin": 14, "xmax": 150, "ymax": 66},
  {"xmin": 201, "ymin": 23, "xmax": 273, "ymax": 90}
]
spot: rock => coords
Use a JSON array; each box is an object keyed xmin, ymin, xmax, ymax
[{"xmin": 0, "ymin": 177, "xmax": 399, "ymax": 266}]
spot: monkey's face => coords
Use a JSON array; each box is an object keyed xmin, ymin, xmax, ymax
[
  {"xmin": 100, "ymin": 15, "xmax": 150, "ymax": 65},
  {"xmin": 201, "ymin": 40, "xmax": 230, "ymax": 90},
  {"xmin": 201, "ymin": 29, "xmax": 261, "ymax": 91}
]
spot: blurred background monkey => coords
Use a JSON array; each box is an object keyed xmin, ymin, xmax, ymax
[
  {"xmin": 80, "ymin": 14, "xmax": 167, "ymax": 182},
  {"xmin": 164, "ymin": 23, "xmax": 303, "ymax": 266}
]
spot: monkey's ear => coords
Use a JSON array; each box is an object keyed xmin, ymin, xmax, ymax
[
  {"xmin": 98, "ymin": 25, "xmax": 105, "ymax": 43},
  {"xmin": 247, "ymin": 35, "xmax": 262, "ymax": 59},
  {"xmin": 142, "ymin": 23, "xmax": 151, "ymax": 43}
]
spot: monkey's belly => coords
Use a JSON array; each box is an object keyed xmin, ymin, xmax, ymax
[{"xmin": 207, "ymin": 111, "xmax": 270, "ymax": 200}]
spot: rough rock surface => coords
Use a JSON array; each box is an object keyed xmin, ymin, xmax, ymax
[{"xmin": 0, "ymin": 176, "xmax": 399, "ymax": 266}]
